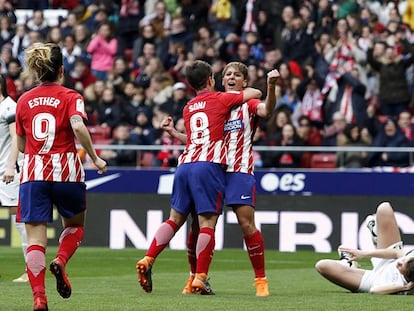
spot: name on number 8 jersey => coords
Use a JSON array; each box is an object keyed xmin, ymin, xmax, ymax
[{"xmin": 179, "ymin": 90, "xmax": 244, "ymax": 165}]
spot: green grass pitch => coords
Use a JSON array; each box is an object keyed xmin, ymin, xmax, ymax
[{"xmin": 1, "ymin": 247, "xmax": 413, "ymax": 310}]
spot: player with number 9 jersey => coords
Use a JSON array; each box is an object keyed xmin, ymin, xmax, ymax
[
  {"xmin": 14, "ymin": 43, "xmax": 106, "ymax": 311},
  {"xmin": 16, "ymin": 86, "xmax": 87, "ymax": 183}
]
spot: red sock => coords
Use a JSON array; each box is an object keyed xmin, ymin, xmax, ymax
[
  {"xmin": 57, "ymin": 226, "xmax": 84, "ymax": 266},
  {"xmin": 187, "ymin": 230, "xmax": 197, "ymax": 274},
  {"xmin": 195, "ymin": 227, "xmax": 215, "ymax": 274},
  {"xmin": 146, "ymin": 219, "xmax": 179, "ymax": 258},
  {"xmin": 26, "ymin": 245, "xmax": 46, "ymax": 295},
  {"xmin": 244, "ymin": 230, "xmax": 266, "ymax": 278}
]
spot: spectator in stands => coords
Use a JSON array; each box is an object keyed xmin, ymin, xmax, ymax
[
  {"xmin": 193, "ymin": 25, "xmax": 223, "ymax": 56},
  {"xmin": 83, "ymin": 79, "xmax": 107, "ymax": 126},
  {"xmin": 69, "ymin": 58, "xmax": 97, "ymax": 94},
  {"xmin": 87, "ymin": 21, "xmax": 117, "ymax": 81},
  {"xmin": 5, "ymin": 57, "xmax": 20, "ymax": 100},
  {"xmin": 397, "ymin": 110, "xmax": 414, "ymax": 146},
  {"xmin": 131, "ymin": 23, "xmax": 168, "ymax": 67},
  {"xmin": 96, "ymin": 86, "xmax": 122, "ymax": 130},
  {"xmin": 139, "ymin": 1, "xmax": 171, "ymax": 39},
  {"xmin": 0, "ymin": 0, "xmax": 16, "ymax": 24},
  {"xmin": 208, "ymin": 0, "xmax": 238, "ymax": 40},
  {"xmin": 154, "ymin": 129, "xmax": 183, "ymax": 168},
  {"xmin": 134, "ymin": 56, "xmax": 165, "ymax": 89},
  {"xmin": 99, "ymin": 123, "xmax": 137, "ymax": 167},
  {"xmin": 62, "ymin": 34, "xmax": 82, "ymax": 73},
  {"xmin": 87, "ymin": 8, "xmax": 110, "ymax": 35},
  {"xmin": 148, "ymin": 72, "xmax": 174, "ymax": 109},
  {"xmin": 132, "ymin": 41, "xmax": 158, "ymax": 74},
  {"xmin": 108, "ymin": 56, "xmax": 131, "ymax": 97},
  {"xmin": 263, "ymin": 123, "xmax": 304, "ymax": 168},
  {"xmin": 281, "ymin": 15, "xmax": 314, "ymax": 66},
  {"xmin": 324, "ymin": 66, "xmax": 369, "ymax": 127},
  {"xmin": 73, "ymin": 23, "xmax": 91, "ymax": 52},
  {"xmin": 26, "ymin": 10, "xmax": 49, "ymax": 40},
  {"xmin": 336, "ymin": 123, "xmax": 371, "ymax": 168},
  {"xmin": 244, "ymin": 31, "xmax": 265, "ymax": 64},
  {"xmin": 238, "ymin": 0, "xmax": 270, "ymax": 41},
  {"xmin": 256, "ymin": 10, "xmax": 277, "ymax": 51},
  {"xmin": 0, "ymin": 15, "xmax": 13, "ymax": 47},
  {"xmin": 230, "ymin": 41, "xmax": 256, "ymax": 65},
  {"xmin": 321, "ymin": 19, "xmax": 367, "ymax": 102},
  {"xmin": 168, "ymin": 15, "xmax": 193, "ymax": 54},
  {"xmin": 247, "ymin": 63, "xmax": 266, "ymax": 95},
  {"xmin": 321, "ymin": 111, "xmax": 348, "ymax": 146},
  {"xmin": 10, "ymin": 24, "xmax": 29, "ymax": 66},
  {"xmin": 294, "ymin": 65, "xmax": 325, "ymax": 127},
  {"xmin": 296, "ymin": 115, "xmax": 322, "ymax": 168},
  {"xmin": 129, "ymin": 106, "xmax": 157, "ymax": 146},
  {"xmin": 367, "ymin": 117, "xmax": 410, "ymax": 167},
  {"xmin": 367, "ymin": 39, "xmax": 414, "ymax": 117},
  {"xmin": 265, "ymin": 108, "xmax": 292, "ymax": 141},
  {"xmin": 159, "ymin": 81, "xmax": 188, "ymax": 122},
  {"xmin": 260, "ymin": 48, "xmax": 283, "ymax": 72},
  {"xmin": 45, "ymin": 26, "xmax": 63, "ymax": 46},
  {"xmin": 120, "ymin": 83, "xmax": 146, "ymax": 125},
  {"xmin": 60, "ymin": 11, "xmax": 78, "ymax": 37},
  {"xmin": 116, "ymin": 0, "xmax": 143, "ymax": 56}
]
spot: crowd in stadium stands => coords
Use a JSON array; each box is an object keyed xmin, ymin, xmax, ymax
[{"xmin": 5, "ymin": 0, "xmax": 414, "ymax": 168}]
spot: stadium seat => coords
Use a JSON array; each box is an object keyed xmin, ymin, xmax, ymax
[
  {"xmin": 87, "ymin": 125, "xmax": 112, "ymax": 141},
  {"xmin": 310, "ymin": 153, "xmax": 337, "ymax": 169},
  {"xmin": 139, "ymin": 152, "xmax": 155, "ymax": 167}
]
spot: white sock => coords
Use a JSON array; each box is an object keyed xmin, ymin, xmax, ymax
[{"xmin": 11, "ymin": 214, "xmax": 28, "ymax": 262}]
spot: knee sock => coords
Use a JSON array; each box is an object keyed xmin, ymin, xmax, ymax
[
  {"xmin": 187, "ymin": 230, "xmax": 197, "ymax": 274},
  {"xmin": 146, "ymin": 219, "xmax": 179, "ymax": 258},
  {"xmin": 195, "ymin": 227, "xmax": 215, "ymax": 275},
  {"xmin": 26, "ymin": 245, "xmax": 46, "ymax": 295},
  {"xmin": 56, "ymin": 226, "xmax": 84, "ymax": 266},
  {"xmin": 244, "ymin": 230, "xmax": 266, "ymax": 279},
  {"xmin": 12, "ymin": 214, "xmax": 28, "ymax": 262}
]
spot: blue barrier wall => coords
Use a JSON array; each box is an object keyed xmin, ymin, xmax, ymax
[
  {"xmin": 84, "ymin": 168, "xmax": 414, "ymax": 196},
  {"xmin": 2, "ymin": 169, "xmax": 414, "ymax": 251}
]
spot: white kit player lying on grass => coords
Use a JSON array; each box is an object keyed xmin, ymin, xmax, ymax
[{"xmin": 315, "ymin": 201, "xmax": 414, "ymax": 294}]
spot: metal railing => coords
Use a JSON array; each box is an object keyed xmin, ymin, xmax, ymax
[{"xmin": 84, "ymin": 144, "xmax": 414, "ymax": 168}]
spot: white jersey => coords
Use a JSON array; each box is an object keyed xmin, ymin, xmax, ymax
[
  {"xmin": 224, "ymin": 99, "xmax": 261, "ymax": 175},
  {"xmin": 359, "ymin": 243, "xmax": 414, "ymax": 293},
  {"xmin": 0, "ymin": 96, "xmax": 23, "ymax": 176}
]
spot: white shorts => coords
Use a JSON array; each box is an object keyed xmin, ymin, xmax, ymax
[
  {"xmin": 358, "ymin": 241, "xmax": 404, "ymax": 293},
  {"xmin": 0, "ymin": 176, "xmax": 19, "ymax": 206}
]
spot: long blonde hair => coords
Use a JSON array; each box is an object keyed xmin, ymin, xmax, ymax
[{"xmin": 24, "ymin": 43, "xmax": 63, "ymax": 82}]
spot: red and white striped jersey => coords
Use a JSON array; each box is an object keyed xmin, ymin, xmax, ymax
[
  {"xmin": 179, "ymin": 90, "xmax": 244, "ymax": 165},
  {"xmin": 16, "ymin": 84, "xmax": 87, "ymax": 183},
  {"xmin": 224, "ymin": 99, "xmax": 261, "ymax": 175}
]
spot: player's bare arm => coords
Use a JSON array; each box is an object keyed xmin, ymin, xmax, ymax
[
  {"xmin": 242, "ymin": 87, "xmax": 262, "ymax": 102},
  {"xmin": 3, "ymin": 122, "xmax": 19, "ymax": 183},
  {"xmin": 370, "ymin": 282, "xmax": 414, "ymax": 295},
  {"xmin": 16, "ymin": 134, "xmax": 25, "ymax": 153},
  {"xmin": 257, "ymin": 69, "xmax": 280, "ymax": 118},
  {"xmin": 70, "ymin": 115, "xmax": 107, "ymax": 174},
  {"xmin": 339, "ymin": 246, "xmax": 405, "ymax": 261}
]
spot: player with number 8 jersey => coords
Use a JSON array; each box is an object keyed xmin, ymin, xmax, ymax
[
  {"xmin": 179, "ymin": 90, "xmax": 250, "ymax": 164},
  {"xmin": 136, "ymin": 60, "xmax": 262, "ymax": 295}
]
